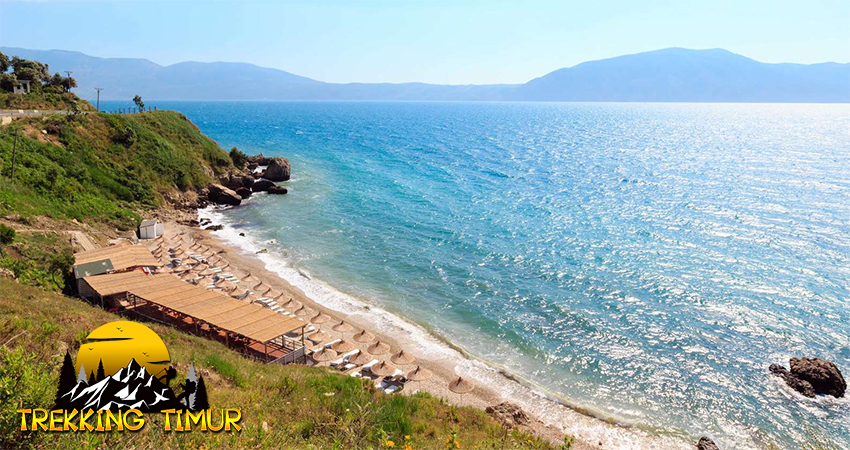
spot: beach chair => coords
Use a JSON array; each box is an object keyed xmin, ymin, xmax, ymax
[
  {"xmin": 351, "ymin": 360, "xmax": 380, "ymax": 378},
  {"xmin": 330, "ymin": 350, "xmax": 359, "ymax": 368}
]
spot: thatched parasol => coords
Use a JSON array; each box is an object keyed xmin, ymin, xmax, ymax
[
  {"xmin": 312, "ymin": 347, "xmax": 338, "ymax": 363},
  {"xmin": 199, "ymin": 268, "xmax": 217, "ymax": 277},
  {"xmin": 294, "ymin": 306, "xmax": 313, "ymax": 317},
  {"xmin": 406, "ymin": 365, "xmax": 432, "ymax": 382},
  {"xmin": 191, "ymin": 263, "xmax": 209, "ymax": 273},
  {"xmin": 449, "ymin": 375, "xmax": 474, "ymax": 405},
  {"xmin": 307, "ymin": 330, "xmax": 330, "ymax": 344},
  {"xmin": 353, "ymin": 329, "xmax": 375, "ymax": 344},
  {"xmin": 391, "ymin": 350, "xmax": 415, "ymax": 367},
  {"xmin": 331, "ymin": 339, "xmax": 356, "ymax": 354},
  {"xmin": 282, "ymin": 299, "xmax": 302, "ymax": 311},
  {"xmin": 367, "ymin": 340, "xmax": 390, "ymax": 356},
  {"xmin": 332, "ymin": 321, "xmax": 354, "ymax": 335},
  {"xmin": 310, "ymin": 313, "xmax": 332, "ymax": 325},
  {"xmin": 370, "ymin": 361, "xmax": 396, "ymax": 377},
  {"xmin": 216, "ymin": 281, "xmax": 238, "ymax": 293},
  {"xmin": 348, "ymin": 350, "xmax": 371, "ymax": 366}
]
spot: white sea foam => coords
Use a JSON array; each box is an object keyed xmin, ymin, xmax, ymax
[{"xmin": 198, "ymin": 205, "xmax": 690, "ymax": 449}]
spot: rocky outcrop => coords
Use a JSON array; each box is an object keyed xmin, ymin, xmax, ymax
[
  {"xmin": 485, "ymin": 402, "xmax": 529, "ymax": 430},
  {"xmin": 263, "ymin": 157, "xmax": 290, "ymax": 182},
  {"xmin": 697, "ymin": 437, "xmax": 720, "ymax": 450},
  {"xmin": 204, "ymin": 224, "xmax": 223, "ymax": 231},
  {"xmin": 251, "ymin": 179, "xmax": 275, "ymax": 192},
  {"xmin": 247, "ymin": 154, "xmax": 273, "ymax": 166},
  {"xmin": 770, "ymin": 357, "xmax": 845, "ymax": 398},
  {"xmin": 235, "ymin": 187, "xmax": 252, "ymax": 199},
  {"xmin": 207, "ymin": 184, "xmax": 242, "ymax": 206},
  {"xmin": 267, "ymin": 185, "xmax": 288, "ymax": 195}
]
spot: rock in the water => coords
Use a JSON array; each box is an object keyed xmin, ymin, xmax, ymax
[
  {"xmin": 241, "ymin": 175, "xmax": 255, "ymax": 188},
  {"xmin": 247, "ymin": 154, "xmax": 273, "ymax": 166},
  {"xmin": 770, "ymin": 364, "xmax": 816, "ymax": 397},
  {"xmin": 235, "ymin": 187, "xmax": 252, "ymax": 199},
  {"xmin": 790, "ymin": 357, "xmax": 846, "ymax": 398},
  {"xmin": 697, "ymin": 437, "xmax": 720, "ymax": 450},
  {"xmin": 485, "ymin": 402, "xmax": 529, "ymax": 429},
  {"xmin": 204, "ymin": 224, "xmax": 223, "ymax": 231},
  {"xmin": 263, "ymin": 156, "xmax": 290, "ymax": 182},
  {"xmin": 267, "ymin": 185, "xmax": 288, "ymax": 195},
  {"xmin": 251, "ymin": 179, "xmax": 275, "ymax": 192},
  {"xmin": 207, "ymin": 184, "xmax": 242, "ymax": 206}
]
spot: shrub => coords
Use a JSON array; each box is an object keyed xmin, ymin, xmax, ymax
[
  {"xmin": 229, "ymin": 147, "xmax": 248, "ymax": 168},
  {"xmin": 0, "ymin": 224, "xmax": 14, "ymax": 245}
]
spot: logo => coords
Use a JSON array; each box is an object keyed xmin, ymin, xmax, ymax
[{"xmin": 17, "ymin": 321, "xmax": 241, "ymax": 432}]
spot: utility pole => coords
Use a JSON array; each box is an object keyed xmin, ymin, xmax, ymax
[
  {"xmin": 64, "ymin": 70, "xmax": 73, "ymax": 78},
  {"xmin": 10, "ymin": 130, "xmax": 18, "ymax": 179},
  {"xmin": 94, "ymin": 87, "xmax": 103, "ymax": 112}
]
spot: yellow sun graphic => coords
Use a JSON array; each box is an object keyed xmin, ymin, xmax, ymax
[{"xmin": 75, "ymin": 321, "xmax": 171, "ymax": 381}]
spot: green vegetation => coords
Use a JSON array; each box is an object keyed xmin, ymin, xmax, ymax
[
  {"xmin": 0, "ymin": 51, "xmax": 87, "ymax": 111},
  {"xmin": 0, "ymin": 223, "xmax": 14, "ymax": 244},
  {"xmin": 0, "ymin": 109, "xmax": 231, "ymax": 230},
  {"xmin": 0, "ymin": 232, "xmax": 74, "ymax": 292},
  {"xmin": 229, "ymin": 146, "xmax": 248, "ymax": 168},
  {"xmin": 0, "ymin": 279, "xmax": 555, "ymax": 449}
]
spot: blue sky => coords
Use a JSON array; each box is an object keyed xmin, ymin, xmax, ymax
[{"xmin": 1, "ymin": 0, "xmax": 848, "ymax": 84}]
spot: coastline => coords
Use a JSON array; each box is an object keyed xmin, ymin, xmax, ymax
[{"xmin": 168, "ymin": 205, "xmax": 692, "ymax": 450}]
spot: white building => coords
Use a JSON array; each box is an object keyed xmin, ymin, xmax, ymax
[{"xmin": 138, "ymin": 219, "xmax": 164, "ymax": 239}]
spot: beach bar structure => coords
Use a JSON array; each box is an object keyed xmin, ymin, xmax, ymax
[
  {"xmin": 79, "ymin": 271, "xmax": 308, "ymax": 364},
  {"xmin": 73, "ymin": 243, "xmax": 161, "ymax": 296}
]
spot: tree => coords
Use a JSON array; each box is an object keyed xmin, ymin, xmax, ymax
[
  {"xmin": 62, "ymin": 76, "xmax": 77, "ymax": 92},
  {"xmin": 88, "ymin": 370, "xmax": 96, "ymax": 385},
  {"xmin": 53, "ymin": 351, "xmax": 77, "ymax": 409},
  {"xmin": 229, "ymin": 147, "xmax": 248, "ymax": 168},
  {"xmin": 192, "ymin": 376, "xmax": 209, "ymax": 411},
  {"xmin": 96, "ymin": 359, "xmax": 106, "ymax": 382},
  {"xmin": 0, "ymin": 224, "xmax": 15, "ymax": 245},
  {"xmin": 133, "ymin": 95, "xmax": 145, "ymax": 110},
  {"xmin": 11, "ymin": 57, "xmax": 49, "ymax": 83},
  {"xmin": 0, "ymin": 51, "xmax": 9, "ymax": 73}
]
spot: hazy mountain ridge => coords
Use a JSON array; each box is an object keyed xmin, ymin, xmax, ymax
[{"xmin": 2, "ymin": 47, "xmax": 847, "ymax": 102}]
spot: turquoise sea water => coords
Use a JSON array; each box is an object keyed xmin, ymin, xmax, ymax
[{"xmin": 106, "ymin": 101, "xmax": 849, "ymax": 448}]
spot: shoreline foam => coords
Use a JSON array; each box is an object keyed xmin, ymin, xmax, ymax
[{"xmin": 196, "ymin": 205, "xmax": 691, "ymax": 449}]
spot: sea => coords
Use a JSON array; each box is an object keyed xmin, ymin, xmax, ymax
[{"xmin": 102, "ymin": 100, "xmax": 850, "ymax": 449}]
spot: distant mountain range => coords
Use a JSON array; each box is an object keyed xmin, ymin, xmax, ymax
[{"xmin": 2, "ymin": 47, "xmax": 848, "ymax": 103}]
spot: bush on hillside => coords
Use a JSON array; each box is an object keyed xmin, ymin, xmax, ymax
[
  {"xmin": 0, "ymin": 225, "xmax": 14, "ymax": 245},
  {"xmin": 229, "ymin": 147, "xmax": 248, "ymax": 168}
]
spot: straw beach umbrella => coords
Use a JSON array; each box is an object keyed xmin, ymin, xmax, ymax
[
  {"xmin": 312, "ymin": 347, "xmax": 338, "ymax": 363},
  {"xmin": 370, "ymin": 361, "xmax": 396, "ymax": 377},
  {"xmin": 307, "ymin": 330, "xmax": 330, "ymax": 344},
  {"xmin": 282, "ymin": 299, "xmax": 302, "ymax": 311},
  {"xmin": 449, "ymin": 376, "xmax": 474, "ymax": 405},
  {"xmin": 216, "ymin": 280, "xmax": 238, "ymax": 293},
  {"xmin": 331, "ymin": 339, "xmax": 356, "ymax": 354},
  {"xmin": 332, "ymin": 321, "xmax": 354, "ymax": 339},
  {"xmin": 353, "ymin": 329, "xmax": 375, "ymax": 344},
  {"xmin": 367, "ymin": 340, "xmax": 390, "ymax": 356},
  {"xmin": 310, "ymin": 313, "xmax": 332, "ymax": 325},
  {"xmin": 348, "ymin": 350, "xmax": 371, "ymax": 366},
  {"xmin": 294, "ymin": 306, "xmax": 313, "ymax": 317},
  {"xmin": 406, "ymin": 365, "xmax": 432, "ymax": 392},
  {"xmin": 391, "ymin": 350, "xmax": 415, "ymax": 367}
]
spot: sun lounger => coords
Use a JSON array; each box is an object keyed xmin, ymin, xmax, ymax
[
  {"xmin": 351, "ymin": 360, "xmax": 380, "ymax": 378},
  {"xmin": 330, "ymin": 350, "xmax": 359, "ymax": 367}
]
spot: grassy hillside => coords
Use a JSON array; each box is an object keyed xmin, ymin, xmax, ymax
[
  {"xmin": 0, "ymin": 85, "xmax": 95, "ymax": 111},
  {"xmin": 0, "ymin": 279, "xmax": 556, "ymax": 450},
  {"xmin": 0, "ymin": 109, "xmax": 231, "ymax": 230}
]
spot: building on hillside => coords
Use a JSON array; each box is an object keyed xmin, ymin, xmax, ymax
[
  {"xmin": 73, "ymin": 244, "xmax": 160, "ymax": 296},
  {"xmin": 13, "ymin": 80, "xmax": 31, "ymax": 95},
  {"xmin": 138, "ymin": 219, "xmax": 164, "ymax": 239}
]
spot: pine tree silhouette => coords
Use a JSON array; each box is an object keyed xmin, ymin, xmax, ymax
[
  {"xmin": 88, "ymin": 370, "xmax": 96, "ymax": 385},
  {"xmin": 54, "ymin": 351, "xmax": 76, "ymax": 409},
  {"xmin": 96, "ymin": 359, "xmax": 106, "ymax": 382},
  {"xmin": 192, "ymin": 376, "xmax": 209, "ymax": 411}
]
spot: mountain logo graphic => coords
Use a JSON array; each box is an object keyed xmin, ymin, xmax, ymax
[{"xmin": 53, "ymin": 320, "xmax": 209, "ymax": 413}]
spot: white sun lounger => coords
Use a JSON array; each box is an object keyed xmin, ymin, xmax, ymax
[
  {"xmin": 330, "ymin": 350, "xmax": 359, "ymax": 367},
  {"xmin": 351, "ymin": 360, "xmax": 380, "ymax": 378}
]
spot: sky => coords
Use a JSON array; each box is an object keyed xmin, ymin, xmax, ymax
[{"xmin": 1, "ymin": 0, "xmax": 849, "ymax": 85}]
